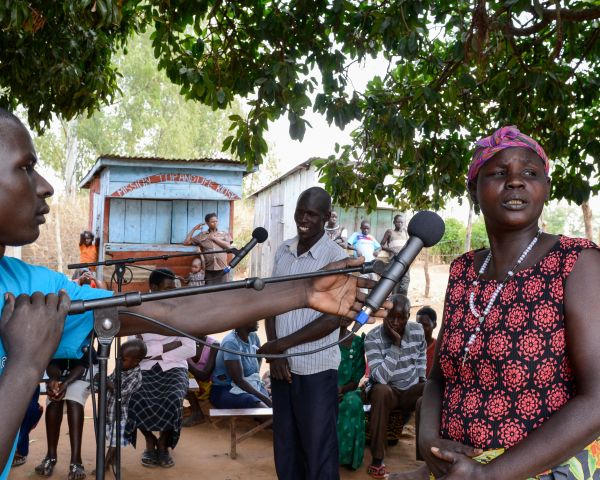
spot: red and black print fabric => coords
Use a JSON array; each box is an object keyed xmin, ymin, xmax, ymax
[{"xmin": 438, "ymin": 236, "xmax": 597, "ymax": 450}]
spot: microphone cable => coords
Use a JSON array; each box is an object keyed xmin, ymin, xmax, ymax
[{"xmin": 121, "ymin": 310, "xmax": 357, "ymax": 359}]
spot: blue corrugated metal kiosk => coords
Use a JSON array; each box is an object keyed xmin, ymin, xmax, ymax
[{"xmin": 79, "ymin": 155, "xmax": 247, "ymax": 291}]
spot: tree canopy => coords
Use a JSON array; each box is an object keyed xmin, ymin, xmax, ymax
[
  {"xmin": 1, "ymin": 1, "xmax": 599, "ymax": 209},
  {"xmin": 30, "ymin": 32, "xmax": 244, "ymax": 194}
]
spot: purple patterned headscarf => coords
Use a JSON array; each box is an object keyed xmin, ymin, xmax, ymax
[{"xmin": 467, "ymin": 126, "xmax": 549, "ymax": 182}]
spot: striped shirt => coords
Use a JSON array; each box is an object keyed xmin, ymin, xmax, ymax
[
  {"xmin": 365, "ymin": 322, "xmax": 426, "ymax": 390},
  {"xmin": 273, "ymin": 233, "xmax": 348, "ymax": 375}
]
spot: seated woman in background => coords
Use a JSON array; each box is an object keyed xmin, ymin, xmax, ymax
[
  {"xmin": 210, "ymin": 321, "xmax": 271, "ymax": 409},
  {"xmin": 393, "ymin": 126, "xmax": 600, "ymax": 480},
  {"xmin": 183, "ymin": 336, "xmax": 219, "ymax": 426},
  {"xmin": 125, "ymin": 269, "xmax": 197, "ymax": 469},
  {"xmin": 337, "ymin": 317, "xmax": 366, "ymax": 471}
]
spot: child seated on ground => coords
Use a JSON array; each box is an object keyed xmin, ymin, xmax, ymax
[
  {"xmin": 183, "ymin": 336, "xmax": 219, "ymax": 427},
  {"xmin": 101, "ymin": 339, "xmax": 147, "ymax": 474},
  {"xmin": 181, "ymin": 257, "xmax": 205, "ymax": 287}
]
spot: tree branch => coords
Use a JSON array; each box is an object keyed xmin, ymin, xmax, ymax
[
  {"xmin": 432, "ymin": 0, "xmax": 485, "ymax": 91},
  {"xmin": 550, "ymin": 0, "xmax": 563, "ymax": 61},
  {"xmin": 541, "ymin": 5, "xmax": 600, "ymax": 22},
  {"xmin": 507, "ymin": 5, "xmax": 600, "ymax": 36}
]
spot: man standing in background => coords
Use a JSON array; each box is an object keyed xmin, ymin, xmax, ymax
[
  {"xmin": 260, "ymin": 187, "xmax": 348, "ymax": 480},
  {"xmin": 380, "ymin": 214, "xmax": 410, "ymax": 296}
]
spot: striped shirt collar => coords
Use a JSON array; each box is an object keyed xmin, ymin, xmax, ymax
[{"xmin": 283, "ymin": 231, "xmax": 330, "ymax": 259}]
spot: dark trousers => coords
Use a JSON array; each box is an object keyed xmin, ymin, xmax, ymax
[
  {"xmin": 415, "ymin": 396, "xmax": 423, "ymax": 460},
  {"xmin": 17, "ymin": 386, "xmax": 43, "ymax": 456},
  {"xmin": 392, "ymin": 270, "xmax": 410, "ymax": 297},
  {"xmin": 368, "ymin": 382, "xmax": 424, "ymax": 460},
  {"xmin": 271, "ymin": 370, "xmax": 340, "ymax": 480},
  {"xmin": 204, "ymin": 269, "xmax": 229, "ymax": 285}
]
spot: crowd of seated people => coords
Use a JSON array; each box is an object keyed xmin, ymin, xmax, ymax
[{"xmin": 23, "ymin": 213, "xmax": 437, "ymax": 480}]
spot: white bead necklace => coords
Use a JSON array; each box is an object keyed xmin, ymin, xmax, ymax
[{"xmin": 462, "ymin": 229, "xmax": 543, "ymax": 365}]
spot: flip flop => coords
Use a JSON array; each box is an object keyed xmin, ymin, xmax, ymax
[
  {"xmin": 367, "ymin": 463, "xmax": 389, "ymax": 479},
  {"xmin": 67, "ymin": 463, "xmax": 86, "ymax": 480},
  {"xmin": 34, "ymin": 457, "xmax": 57, "ymax": 477},
  {"xmin": 12, "ymin": 454, "xmax": 26, "ymax": 467},
  {"xmin": 158, "ymin": 451, "xmax": 175, "ymax": 468},
  {"xmin": 140, "ymin": 449, "xmax": 159, "ymax": 468}
]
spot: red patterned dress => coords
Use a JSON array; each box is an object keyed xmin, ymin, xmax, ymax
[{"xmin": 438, "ymin": 236, "xmax": 600, "ymax": 476}]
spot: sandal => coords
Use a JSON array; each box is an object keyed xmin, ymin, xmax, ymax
[
  {"xmin": 140, "ymin": 449, "xmax": 159, "ymax": 468},
  {"xmin": 67, "ymin": 463, "xmax": 86, "ymax": 480},
  {"xmin": 34, "ymin": 457, "xmax": 57, "ymax": 477},
  {"xmin": 158, "ymin": 451, "xmax": 175, "ymax": 468},
  {"xmin": 12, "ymin": 453, "xmax": 27, "ymax": 467},
  {"xmin": 367, "ymin": 463, "xmax": 389, "ymax": 479}
]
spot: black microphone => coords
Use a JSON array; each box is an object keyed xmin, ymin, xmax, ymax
[
  {"xmin": 353, "ymin": 211, "xmax": 445, "ymax": 330},
  {"xmin": 223, "ymin": 227, "xmax": 269, "ymax": 273}
]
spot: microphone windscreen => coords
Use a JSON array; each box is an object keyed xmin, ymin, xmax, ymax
[
  {"xmin": 252, "ymin": 227, "xmax": 269, "ymax": 243},
  {"xmin": 407, "ymin": 211, "xmax": 445, "ymax": 247}
]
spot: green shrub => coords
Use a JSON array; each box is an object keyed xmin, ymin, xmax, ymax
[
  {"xmin": 471, "ymin": 219, "xmax": 489, "ymax": 250},
  {"xmin": 432, "ymin": 218, "xmax": 465, "ymax": 260}
]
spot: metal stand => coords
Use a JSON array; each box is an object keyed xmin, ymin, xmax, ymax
[
  {"xmin": 71, "ymin": 248, "xmax": 236, "ymax": 480},
  {"xmin": 93, "ymin": 307, "xmax": 120, "ymax": 480}
]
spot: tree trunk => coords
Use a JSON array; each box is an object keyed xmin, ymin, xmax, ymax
[
  {"xmin": 62, "ymin": 118, "xmax": 79, "ymax": 197},
  {"xmin": 582, "ymin": 200, "xmax": 593, "ymax": 241},
  {"xmin": 424, "ymin": 248, "xmax": 430, "ymax": 298},
  {"xmin": 465, "ymin": 197, "xmax": 474, "ymax": 252},
  {"xmin": 53, "ymin": 199, "xmax": 63, "ymax": 273}
]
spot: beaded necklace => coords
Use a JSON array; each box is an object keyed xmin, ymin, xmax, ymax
[{"xmin": 462, "ymin": 229, "xmax": 543, "ymax": 365}]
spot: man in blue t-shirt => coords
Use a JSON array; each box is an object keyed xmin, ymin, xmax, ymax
[{"xmin": 0, "ymin": 107, "xmax": 385, "ymax": 479}]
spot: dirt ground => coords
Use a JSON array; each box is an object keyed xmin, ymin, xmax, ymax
[{"xmin": 9, "ymin": 262, "xmax": 449, "ymax": 480}]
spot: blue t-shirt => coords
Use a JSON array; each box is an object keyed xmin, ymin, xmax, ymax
[
  {"xmin": 0, "ymin": 256, "xmax": 112, "ymax": 480},
  {"xmin": 211, "ymin": 331, "xmax": 260, "ymax": 387},
  {"xmin": 347, "ymin": 232, "xmax": 381, "ymax": 262}
]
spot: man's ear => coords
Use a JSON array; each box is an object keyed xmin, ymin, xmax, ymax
[{"xmin": 545, "ymin": 176, "xmax": 551, "ymax": 202}]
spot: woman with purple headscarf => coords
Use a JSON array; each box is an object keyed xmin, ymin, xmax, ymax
[{"xmin": 391, "ymin": 126, "xmax": 600, "ymax": 480}]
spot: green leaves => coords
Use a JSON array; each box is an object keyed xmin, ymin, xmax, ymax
[{"xmin": 2, "ymin": 1, "xmax": 600, "ymax": 210}]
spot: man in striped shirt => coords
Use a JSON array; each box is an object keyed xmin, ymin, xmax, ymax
[
  {"xmin": 365, "ymin": 294, "xmax": 426, "ymax": 478},
  {"xmin": 260, "ymin": 187, "xmax": 348, "ymax": 480}
]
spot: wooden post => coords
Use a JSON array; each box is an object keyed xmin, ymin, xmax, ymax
[
  {"xmin": 424, "ymin": 248, "xmax": 430, "ymax": 298},
  {"xmin": 465, "ymin": 198, "xmax": 474, "ymax": 252},
  {"xmin": 582, "ymin": 200, "xmax": 593, "ymax": 241},
  {"xmin": 230, "ymin": 417, "xmax": 237, "ymax": 459}
]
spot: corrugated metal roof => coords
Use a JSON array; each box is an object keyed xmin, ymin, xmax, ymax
[
  {"xmin": 79, "ymin": 154, "xmax": 248, "ymax": 188},
  {"xmin": 99, "ymin": 154, "xmax": 243, "ymax": 165},
  {"xmin": 248, "ymin": 158, "xmax": 316, "ymax": 197}
]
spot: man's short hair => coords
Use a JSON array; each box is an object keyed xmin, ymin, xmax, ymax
[
  {"xmin": 390, "ymin": 293, "xmax": 410, "ymax": 310},
  {"xmin": 149, "ymin": 268, "xmax": 175, "ymax": 289},
  {"xmin": 297, "ymin": 186, "xmax": 332, "ymax": 214},
  {"xmin": 416, "ymin": 306, "xmax": 437, "ymax": 326},
  {"xmin": 0, "ymin": 108, "xmax": 26, "ymax": 142},
  {"xmin": 121, "ymin": 338, "xmax": 147, "ymax": 358},
  {"xmin": 0, "ymin": 107, "xmax": 22, "ymax": 124}
]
